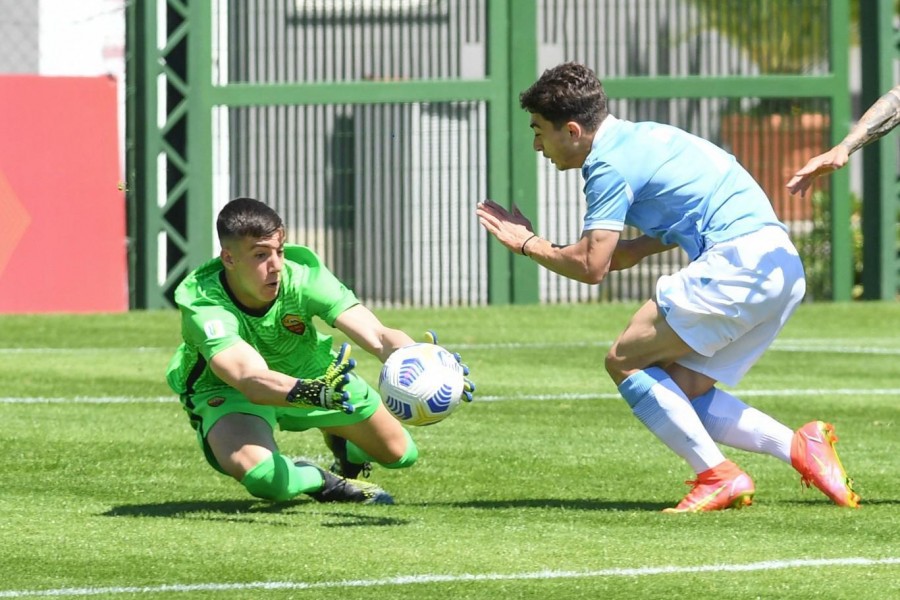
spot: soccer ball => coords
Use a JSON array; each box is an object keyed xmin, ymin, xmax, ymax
[{"xmin": 378, "ymin": 343, "xmax": 466, "ymax": 426}]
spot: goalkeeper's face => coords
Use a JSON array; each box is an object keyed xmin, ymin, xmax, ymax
[{"xmin": 220, "ymin": 230, "xmax": 285, "ymax": 309}]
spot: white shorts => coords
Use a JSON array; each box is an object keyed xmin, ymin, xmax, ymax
[{"xmin": 656, "ymin": 226, "xmax": 806, "ymax": 386}]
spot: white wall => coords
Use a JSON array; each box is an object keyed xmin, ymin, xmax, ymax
[{"xmin": 38, "ymin": 0, "xmax": 125, "ymax": 175}]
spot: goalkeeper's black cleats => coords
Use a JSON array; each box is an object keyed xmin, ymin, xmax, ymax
[
  {"xmin": 295, "ymin": 460, "xmax": 393, "ymax": 505},
  {"xmin": 322, "ymin": 433, "xmax": 372, "ymax": 479}
]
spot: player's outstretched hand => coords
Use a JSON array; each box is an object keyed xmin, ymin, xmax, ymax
[
  {"xmin": 786, "ymin": 145, "xmax": 849, "ymax": 197},
  {"xmin": 424, "ymin": 330, "xmax": 475, "ymax": 402},
  {"xmin": 475, "ymin": 199, "xmax": 537, "ymax": 256},
  {"xmin": 286, "ymin": 342, "xmax": 356, "ymax": 413}
]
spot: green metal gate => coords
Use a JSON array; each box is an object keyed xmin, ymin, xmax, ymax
[
  {"xmin": 127, "ymin": 0, "xmax": 881, "ymax": 309},
  {"xmin": 860, "ymin": 0, "xmax": 900, "ymax": 300}
]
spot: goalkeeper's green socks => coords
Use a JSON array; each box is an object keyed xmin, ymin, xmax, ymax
[
  {"xmin": 241, "ymin": 452, "xmax": 324, "ymax": 501},
  {"xmin": 344, "ymin": 429, "xmax": 419, "ymax": 469}
]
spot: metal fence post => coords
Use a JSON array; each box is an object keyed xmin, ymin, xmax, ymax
[{"xmin": 860, "ymin": 0, "xmax": 899, "ymax": 300}]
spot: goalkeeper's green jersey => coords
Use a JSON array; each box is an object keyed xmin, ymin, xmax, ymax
[{"xmin": 165, "ymin": 244, "xmax": 359, "ymax": 397}]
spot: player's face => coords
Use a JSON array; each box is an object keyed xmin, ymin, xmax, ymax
[
  {"xmin": 221, "ymin": 229, "xmax": 285, "ymax": 310},
  {"xmin": 529, "ymin": 113, "xmax": 586, "ymax": 171}
]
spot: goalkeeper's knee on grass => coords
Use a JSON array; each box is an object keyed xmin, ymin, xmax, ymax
[{"xmin": 240, "ymin": 452, "xmax": 323, "ymax": 502}]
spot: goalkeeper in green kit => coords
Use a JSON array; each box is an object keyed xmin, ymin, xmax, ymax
[{"xmin": 166, "ymin": 197, "xmax": 473, "ymax": 504}]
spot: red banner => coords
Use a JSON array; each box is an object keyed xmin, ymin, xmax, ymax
[{"xmin": 0, "ymin": 75, "xmax": 126, "ymax": 313}]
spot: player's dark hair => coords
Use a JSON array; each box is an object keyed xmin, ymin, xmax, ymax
[
  {"xmin": 519, "ymin": 62, "xmax": 608, "ymax": 131},
  {"xmin": 216, "ymin": 197, "xmax": 284, "ymax": 243}
]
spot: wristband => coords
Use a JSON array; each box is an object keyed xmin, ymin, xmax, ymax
[{"xmin": 521, "ymin": 234, "xmax": 538, "ymax": 256}]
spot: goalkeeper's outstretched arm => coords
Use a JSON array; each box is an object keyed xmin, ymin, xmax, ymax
[
  {"xmin": 334, "ymin": 304, "xmax": 416, "ymax": 363},
  {"xmin": 210, "ymin": 340, "xmax": 355, "ymax": 412}
]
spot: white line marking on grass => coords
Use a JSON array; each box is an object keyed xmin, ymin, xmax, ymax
[
  {"xmin": 0, "ymin": 347, "xmax": 166, "ymax": 354},
  {"xmin": 2, "ymin": 340, "xmax": 900, "ymax": 355},
  {"xmin": 0, "ymin": 397, "xmax": 176, "ymax": 404},
  {"xmin": 454, "ymin": 341, "xmax": 900, "ymax": 355},
  {"xmin": 477, "ymin": 389, "xmax": 900, "ymax": 402},
  {"xmin": 1, "ymin": 557, "xmax": 898, "ymax": 598},
  {"xmin": 2, "ymin": 388, "xmax": 899, "ymax": 405},
  {"xmin": 771, "ymin": 344, "xmax": 900, "ymax": 356}
]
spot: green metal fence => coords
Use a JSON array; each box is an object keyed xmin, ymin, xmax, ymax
[
  {"xmin": 860, "ymin": 0, "xmax": 900, "ymax": 300},
  {"xmin": 127, "ymin": 0, "xmax": 881, "ymax": 309}
]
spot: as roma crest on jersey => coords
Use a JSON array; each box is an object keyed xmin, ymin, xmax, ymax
[{"xmin": 281, "ymin": 314, "xmax": 306, "ymax": 335}]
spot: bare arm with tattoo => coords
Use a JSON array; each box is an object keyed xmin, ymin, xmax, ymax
[{"xmin": 787, "ymin": 84, "xmax": 900, "ymax": 197}]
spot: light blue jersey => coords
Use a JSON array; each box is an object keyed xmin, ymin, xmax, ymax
[{"xmin": 582, "ymin": 116, "xmax": 786, "ymax": 260}]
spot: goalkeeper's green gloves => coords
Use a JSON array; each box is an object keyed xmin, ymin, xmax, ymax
[
  {"xmin": 285, "ymin": 342, "xmax": 356, "ymax": 414},
  {"xmin": 424, "ymin": 330, "xmax": 475, "ymax": 402}
]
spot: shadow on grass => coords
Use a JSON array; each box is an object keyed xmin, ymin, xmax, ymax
[
  {"xmin": 103, "ymin": 500, "xmax": 410, "ymax": 528},
  {"xmin": 444, "ymin": 498, "xmax": 670, "ymax": 511},
  {"xmin": 780, "ymin": 498, "xmax": 900, "ymax": 507},
  {"xmin": 445, "ymin": 497, "xmax": 899, "ymax": 511}
]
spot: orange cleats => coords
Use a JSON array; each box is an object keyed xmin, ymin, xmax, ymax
[
  {"xmin": 791, "ymin": 421, "xmax": 860, "ymax": 508},
  {"xmin": 663, "ymin": 460, "xmax": 755, "ymax": 513}
]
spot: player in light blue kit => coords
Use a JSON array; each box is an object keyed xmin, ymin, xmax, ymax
[{"xmin": 476, "ymin": 62, "xmax": 859, "ymax": 512}]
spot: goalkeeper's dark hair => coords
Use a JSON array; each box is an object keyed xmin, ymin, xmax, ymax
[
  {"xmin": 217, "ymin": 197, "xmax": 284, "ymax": 244},
  {"xmin": 519, "ymin": 62, "xmax": 608, "ymax": 131}
]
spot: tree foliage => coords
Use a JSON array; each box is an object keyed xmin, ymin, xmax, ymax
[{"xmin": 690, "ymin": 0, "xmax": 829, "ymax": 74}]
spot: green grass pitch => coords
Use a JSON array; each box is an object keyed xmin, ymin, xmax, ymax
[{"xmin": 0, "ymin": 302, "xmax": 898, "ymax": 599}]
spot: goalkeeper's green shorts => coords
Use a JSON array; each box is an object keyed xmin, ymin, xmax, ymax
[{"xmin": 181, "ymin": 374, "xmax": 381, "ymax": 474}]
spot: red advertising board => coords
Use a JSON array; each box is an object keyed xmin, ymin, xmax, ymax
[{"xmin": 0, "ymin": 75, "xmax": 126, "ymax": 313}]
